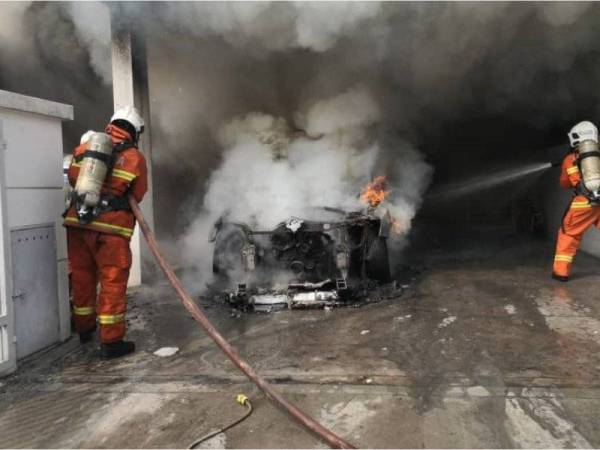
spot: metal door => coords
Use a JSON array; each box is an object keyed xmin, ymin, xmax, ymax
[
  {"xmin": 0, "ymin": 118, "xmax": 16, "ymax": 374},
  {"xmin": 11, "ymin": 225, "xmax": 60, "ymax": 359}
]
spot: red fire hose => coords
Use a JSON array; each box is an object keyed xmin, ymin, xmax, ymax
[{"xmin": 128, "ymin": 195, "xmax": 355, "ymax": 449}]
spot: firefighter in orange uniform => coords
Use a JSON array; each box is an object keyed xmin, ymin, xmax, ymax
[
  {"xmin": 64, "ymin": 106, "xmax": 147, "ymax": 358},
  {"xmin": 553, "ymin": 120, "xmax": 600, "ymax": 282}
]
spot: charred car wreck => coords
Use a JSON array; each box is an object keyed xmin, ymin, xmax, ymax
[{"xmin": 208, "ymin": 204, "xmax": 395, "ymax": 311}]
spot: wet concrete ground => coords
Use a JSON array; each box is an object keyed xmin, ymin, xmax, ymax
[{"xmin": 1, "ymin": 226, "xmax": 600, "ymax": 448}]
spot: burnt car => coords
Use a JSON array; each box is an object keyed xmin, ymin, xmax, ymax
[{"xmin": 208, "ymin": 205, "xmax": 393, "ymax": 310}]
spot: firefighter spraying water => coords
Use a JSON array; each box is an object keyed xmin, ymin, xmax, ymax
[{"xmin": 552, "ymin": 120, "xmax": 600, "ymax": 282}]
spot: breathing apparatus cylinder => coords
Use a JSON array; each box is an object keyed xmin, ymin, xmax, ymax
[
  {"xmin": 74, "ymin": 132, "xmax": 113, "ymax": 223},
  {"xmin": 578, "ymin": 140, "xmax": 600, "ymax": 198}
]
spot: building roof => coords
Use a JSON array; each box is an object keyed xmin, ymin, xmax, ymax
[{"xmin": 0, "ymin": 90, "xmax": 73, "ymax": 121}]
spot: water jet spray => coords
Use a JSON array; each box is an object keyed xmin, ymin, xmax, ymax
[{"xmin": 428, "ymin": 161, "xmax": 559, "ymax": 202}]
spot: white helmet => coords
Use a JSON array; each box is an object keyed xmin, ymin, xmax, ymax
[
  {"xmin": 568, "ymin": 120, "xmax": 598, "ymax": 148},
  {"xmin": 80, "ymin": 130, "xmax": 94, "ymax": 145},
  {"xmin": 110, "ymin": 106, "xmax": 144, "ymax": 137}
]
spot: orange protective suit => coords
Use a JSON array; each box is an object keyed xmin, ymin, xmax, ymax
[
  {"xmin": 553, "ymin": 151, "xmax": 600, "ymax": 277},
  {"xmin": 64, "ymin": 124, "xmax": 147, "ymax": 343}
]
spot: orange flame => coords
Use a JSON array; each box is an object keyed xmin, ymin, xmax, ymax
[
  {"xmin": 361, "ymin": 176, "xmax": 405, "ymax": 235},
  {"xmin": 360, "ymin": 176, "xmax": 390, "ymax": 207}
]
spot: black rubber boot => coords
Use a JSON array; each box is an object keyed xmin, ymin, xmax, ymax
[
  {"xmin": 79, "ymin": 328, "xmax": 96, "ymax": 344},
  {"xmin": 552, "ymin": 272, "xmax": 569, "ymax": 282},
  {"xmin": 100, "ymin": 340, "xmax": 136, "ymax": 359}
]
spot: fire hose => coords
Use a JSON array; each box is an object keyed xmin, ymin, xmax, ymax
[{"xmin": 128, "ymin": 195, "xmax": 355, "ymax": 449}]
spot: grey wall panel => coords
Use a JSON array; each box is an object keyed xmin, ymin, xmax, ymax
[{"xmin": 11, "ymin": 225, "xmax": 60, "ymax": 359}]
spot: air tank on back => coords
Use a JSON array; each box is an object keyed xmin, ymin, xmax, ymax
[
  {"xmin": 578, "ymin": 140, "xmax": 600, "ymax": 194},
  {"xmin": 74, "ymin": 132, "xmax": 113, "ymax": 222}
]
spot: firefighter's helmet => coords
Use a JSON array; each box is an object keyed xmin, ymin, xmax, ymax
[
  {"xmin": 568, "ymin": 121, "xmax": 598, "ymax": 148},
  {"xmin": 110, "ymin": 106, "xmax": 144, "ymax": 141}
]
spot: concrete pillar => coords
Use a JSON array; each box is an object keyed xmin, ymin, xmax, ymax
[{"xmin": 111, "ymin": 27, "xmax": 156, "ymax": 285}]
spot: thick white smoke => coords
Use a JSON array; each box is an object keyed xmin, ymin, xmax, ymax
[
  {"xmin": 160, "ymin": 2, "xmax": 382, "ymax": 53},
  {"xmin": 179, "ymin": 86, "xmax": 432, "ymax": 289},
  {"xmin": 67, "ymin": 2, "xmax": 112, "ymax": 84}
]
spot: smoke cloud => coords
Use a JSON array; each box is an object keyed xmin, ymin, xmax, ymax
[
  {"xmin": 3, "ymin": 2, "xmax": 600, "ymax": 290},
  {"xmin": 67, "ymin": 1, "xmax": 112, "ymax": 84},
  {"xmin": 0, "ymin": 1, "xmax": 113, "ymax": 145},
  {"xmin": 178, "ymin": 86, "xmax": 431, "ymax": 289},
  {"xmin": 156, "ymin": 2, "xmax": 382, "ymax": 53}
]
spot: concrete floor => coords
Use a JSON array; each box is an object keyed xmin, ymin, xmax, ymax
[{"xmin": 1, "ymin": 227, "xmax": 600, "ymax": 448}]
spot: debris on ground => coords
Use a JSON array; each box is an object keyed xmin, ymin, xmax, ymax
[
  {"xmin": 438, "ymin": 316, "xmax": 457, "ymax": 328},
  {"xmin": 153, "ymin": 347, "xmax": 180, "ymax": 357},
  {"xmin": 210, "ymin": 279, "xmax": 407, "ymax": 313}
]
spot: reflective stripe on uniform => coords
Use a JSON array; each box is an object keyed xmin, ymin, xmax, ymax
[
  {"xmin": 567, "ymin": 166, "xmax": 579, "ymax": 175},
  {"xmin": 64, "ymin": 216, "xmax": 134, "ymax": 238},
  {"xmin": 97, "ymin": 313, "xmax": 125, "ymax": 325},
  {"xmin": 554, "ymin": 254, "xmax": 573, "ymax": 262},
  {"xmin": 73, "ymin": 306, "xmax": 95, "ymax": 316},
  {"xmin": 571, "ymin": 201, "xmax": 591, "ymax": 209},
  {"xmin": 112, "ymin": 168, "xmax": 137, "ymax": 182}
]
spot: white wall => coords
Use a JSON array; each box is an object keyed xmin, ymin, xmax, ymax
[
  {"xmin": 0, "ymin": 91, "xmax": 72, "ymax": 374},
  {"xmin": 0, "ymin": 121, "xmax": 16, "ymax": 375}
]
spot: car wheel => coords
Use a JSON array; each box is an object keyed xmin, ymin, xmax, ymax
[{"xmin": 212, "ymin": 225, "xmax": 247, "ymax": 277}]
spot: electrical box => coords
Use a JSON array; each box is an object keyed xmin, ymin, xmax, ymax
[{"xmin": 0, "ymin": 90, "xmax": 73, "ymax": 375}]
